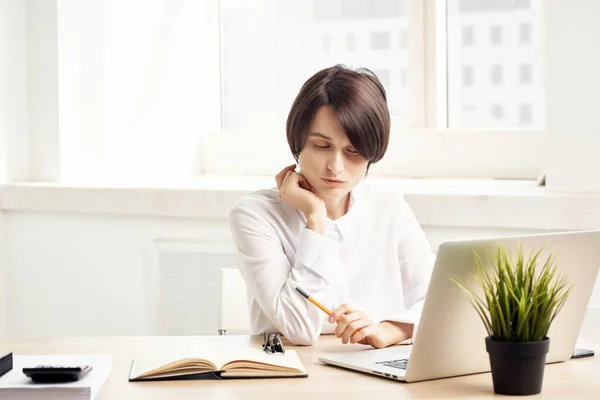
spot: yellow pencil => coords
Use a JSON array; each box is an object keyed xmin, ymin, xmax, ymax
[{"xmin": 295, "ymin": 287, "xmax": 334, "ymax": 317}]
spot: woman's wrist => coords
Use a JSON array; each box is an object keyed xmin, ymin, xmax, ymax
[
  {"xmin": 380, "ymin": 321, "xmax": 414, "ymax": 346},
  {"xmin": 306, "ymin": 213, "xmax": 326, "ymax": 236}
]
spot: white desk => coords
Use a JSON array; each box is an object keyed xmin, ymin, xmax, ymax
[{"xmin": 1, "ymin": 333, "xmax": 598, "ymax": 399}]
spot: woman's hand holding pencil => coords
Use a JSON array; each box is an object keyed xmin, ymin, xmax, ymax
[{"xmin": 295, "ymin": 287, "xmax": 412, "ymax": 349}]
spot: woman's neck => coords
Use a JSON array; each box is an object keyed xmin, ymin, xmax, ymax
[{"xmin": 323, "ymin": 193, "xmax": 350, "ymax": 220}]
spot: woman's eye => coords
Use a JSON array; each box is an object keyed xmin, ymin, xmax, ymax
[
  {"xmin": 347, "ymin": 149, "xmax": 359, "ymax": 154},
  {"xmin": 313, "ymin": 144, "xmax": 329, "ymax": 149}
]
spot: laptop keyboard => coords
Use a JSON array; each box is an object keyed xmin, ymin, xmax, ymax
[{"xmin": 376, "ymin": 358, "xmax": 409, "ymax": 370}]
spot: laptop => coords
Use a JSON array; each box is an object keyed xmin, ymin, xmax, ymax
[{"xmin": 318, "ymin": 230, "xmax": 600, "ymax": 382}]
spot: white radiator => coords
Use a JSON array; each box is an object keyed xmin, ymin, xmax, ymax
[{"xmin": 144, "ymin": 240, "xmax": 238, "ymax": 335}]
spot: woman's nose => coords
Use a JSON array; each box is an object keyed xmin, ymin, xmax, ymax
[{"xmin": 327, "ymin": 152, "xmax": 344, "ymax": 175}]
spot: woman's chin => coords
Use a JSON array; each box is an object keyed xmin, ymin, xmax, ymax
[{"xmin": 314, "ymin": 186, "xmax": 348, "ymax": 199}]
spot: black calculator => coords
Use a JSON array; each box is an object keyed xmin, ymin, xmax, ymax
[{"xmin": 23, "ymin": 364, "xmax": 93, "ymax": 383}]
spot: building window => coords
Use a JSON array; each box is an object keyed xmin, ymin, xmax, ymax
[
  {"xmin": 519, "ymin": 23, "xmax": 532, "ymax": 44},
  {"xmin": 491, "ymin": 65, "xmax": 503, "ymax": 85},
  {"xmin": 370, "ymin": 31, "xmax": 390, "ymax": 50},
  {"xmin": 520, "ymin": 64, "xmax": 532, "ymax": 84},
  {"xmin": 463, "ymin": 66, "xmax": 475, "ymax": 86},
  {"xmin": 345, "ymin": 33, "xmax": 356, "ymax": 51},
  {"xmin": 519, "ymin": 104, "xmax": 533, "ymax": 125},
  {"xmin": 462, "ymin": 26, "xmax": 474, "ymax": 46},
  {"xmin": 491, "ymin": 104, "xmax": 504, "ymax": 120},
  {"xmin": 399, "ymin": 30, "xmax": 408, "ymax": 49},
  {"xmin": 373, "ymin": 69, "xmax": 391, "ymax": 87},
  {"xmin": 399, "ymin": 68, "xmax": 406, "ymax": 87},
  {"xmin": 490, "ymin": 25, "xmax": 502, "ymax": 45},
  {"xmin": 322, "ymin": 35, "xmax": 331, "ymax": 53}
]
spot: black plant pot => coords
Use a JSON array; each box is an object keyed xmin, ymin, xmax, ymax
[{"xmin": 485, "ymin": 336, "xmax": 550, "ymax": 396}]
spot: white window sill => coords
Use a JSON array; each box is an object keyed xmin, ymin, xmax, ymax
[{"xmin": 1, "ymin": 176, "xmax": 600, "ymax": 230}]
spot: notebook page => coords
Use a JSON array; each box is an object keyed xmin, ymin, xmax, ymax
[
  {"xmin": 134, "ymin": 343, "xmax": 220, "ymax": 378},
  {"xmin": 218, "ymin": 347, "xmax": 306, "ymax": 373}
]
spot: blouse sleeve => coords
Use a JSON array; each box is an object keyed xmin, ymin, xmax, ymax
[{"xmin": 229, "ymin": 203, "xmax": 344, "ymax": 345}]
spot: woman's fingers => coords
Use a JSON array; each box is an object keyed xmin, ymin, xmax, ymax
[
  {"xmin": 334, "ymin": 311, "xmax": 363, "ymax": 338},
  {"xmin": 350, "ymin": 326, "xmax": 376, "ymax": 345},
  {"xmin": 329, "ymin": 303, "xmax": 354, "ymax": 324},
  {"xmin": 296, "ymin": 172, "xmax": 312, "ymax": 191},
  {"xmin": 341, "ymin": 318, "xmax": 372, "ymax": 344},
  {"xmin": 275, "ymin": 164, "xmax": 297, "ymax": 189}
]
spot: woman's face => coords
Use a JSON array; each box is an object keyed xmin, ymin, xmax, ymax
[{"xmin": 297, "ymin": 106, "xmax": 369, "ymax": 200}]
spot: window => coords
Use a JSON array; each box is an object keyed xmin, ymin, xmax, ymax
[
  {"xmin": 399, "ymin": 30, "xmax": 409, "ymax": 49},
  {"xmin": 322, "ymin": 35, "xmax": 332, "ymax": 53},
  {"xmin": 446, "ymin": 0, "xmax": 544, "ymax": 130},
  {"xmin": 462, "ymin": 26, "xmax": 473, "ymax": 46},
  {"xmin": 491, "ymin": 104, "xmax": 504, "ymax": 120},
  {"xmin": 219, "ymin": 0, "xmax": 410, "ymax": 131},
  {"xmin": 462, "ymin": 66, "xmax": 474, "ymax": 86},
  {"xmin": 519, "ymin": 23, "xmax": 532, "ymax": 44},
  {"xmin": 399, "ymin": 68, "xmax": 407, "ymax": 87},
  {"xmin": 491, "ymin": 65, "xmax": 503, "ymax": 85},
  {"xmin": 519, "ymin": 104, "xmax": 533, "ymax": 125},
  {"xmin": 520, "ymin": 63, "xmax": 532, "ymax": 84},
  {"xmin": 56, "ymin": 0, "xmax": 220, "ymax": 183},
  {"xmin": 49, "ymin": 0, "xmax": 545, "ymax": 182},
  {"xmin": 373, "ymin": 69, "xmax": 392, "ymax": 87},
  {"xmin": 370, "ymin": 31, "xmax": 391, "ymax": 50},
  {"xmin": 490, "ymin": 25, "xmax": 502, "ymax": 45},
  {"xmin": 346, "ymin": 33, "xmax": 356, "ymax": 51}
]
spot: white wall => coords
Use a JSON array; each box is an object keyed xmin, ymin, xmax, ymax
[
  {"xmin": 3, "ymin": 210, "xmax": 599, "ymax": 339},
  {"xmin": 3, "ymin": 211, "xmax": 231, "ymax": 337}
]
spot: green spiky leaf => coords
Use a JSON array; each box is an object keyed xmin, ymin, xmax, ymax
[{"xmin": 452, "ymin": 243, "xmax": 573, "ymax": 343}]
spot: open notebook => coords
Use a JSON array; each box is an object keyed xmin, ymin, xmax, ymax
[{"xmin": 128, "ymin": 345, "xmax": 307, "ymax": 381}]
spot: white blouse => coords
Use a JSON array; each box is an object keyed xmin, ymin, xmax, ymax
[{"xmin": 228, "ymin": 180, "xmax": 436, "ymax": 345}]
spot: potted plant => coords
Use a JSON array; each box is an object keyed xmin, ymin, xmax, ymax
[{"xmin": 452, "ymin": 243, "xmax": 572, "ymax": 396}]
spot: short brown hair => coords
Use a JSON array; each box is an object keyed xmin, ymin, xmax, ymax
[{"xmin": 286, "ymin": 64, "xmax": 390, "ymax": 167}]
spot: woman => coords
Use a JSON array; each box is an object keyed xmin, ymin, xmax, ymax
[{"xmin": 229, "ymin": 65, "xmax": 435, "ymax": 348}]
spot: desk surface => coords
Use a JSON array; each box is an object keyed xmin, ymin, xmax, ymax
[{"xmin": 1, "ymin": 334, "xmax": 598, "ymax": 399}]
